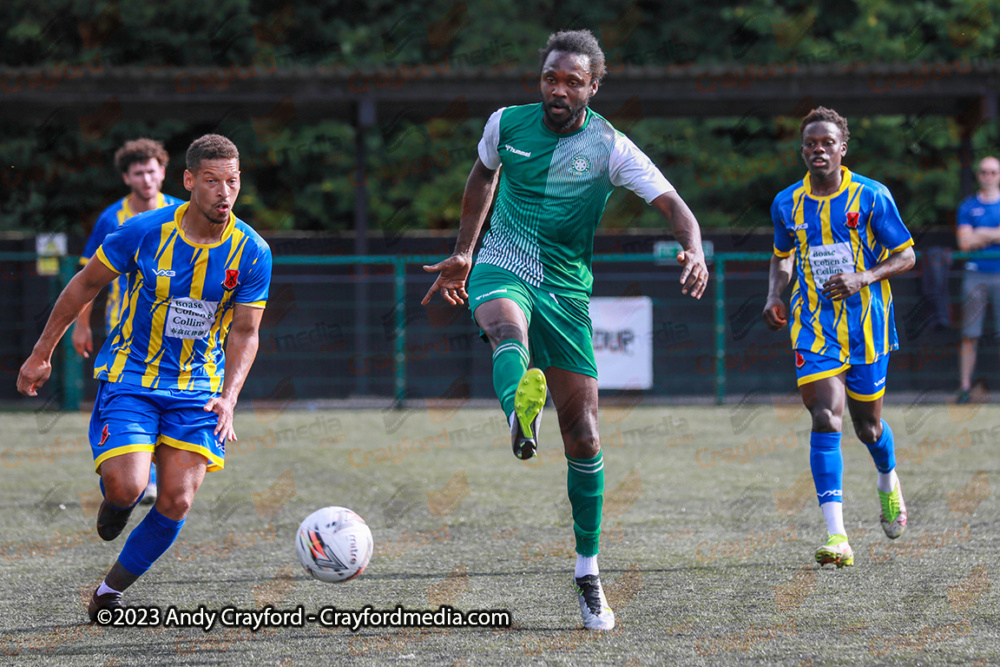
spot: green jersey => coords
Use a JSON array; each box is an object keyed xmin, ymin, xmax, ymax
[{"xmin": 476, "ymin": 103, "xmax": 673, "ymax": 297}]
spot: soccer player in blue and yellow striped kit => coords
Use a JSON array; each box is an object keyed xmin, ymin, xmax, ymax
[
  {"xmin": 72, "ymin": 138, "xmax": 184, "ymax": 505},
  {"xmin": 764, "ymin": 107, "xmax": 915, "ymax": 567},
  {"xmin": 17, "ymin": 134, "xmax": 272, "ymax": 619}
]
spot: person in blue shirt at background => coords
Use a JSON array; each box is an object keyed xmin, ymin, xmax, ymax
[{"xmin": 956, "ymin": 156, "xmax": 1000, "ymax": 403}]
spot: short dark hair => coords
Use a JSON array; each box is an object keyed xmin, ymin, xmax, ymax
[
  {"xmin": 800, "ymin": 106, "xmax": 850, "ymax": 143},
  {"xmin": 185, "ymin": 134, "xmax": 239, "ymax": 172},
  {"xmin": 539, "ymin": 29, "xmax": 607, "ymax": 83},
  {"xmin": 114, "ymin": 138, "xmax": 168, "ymax": 174}
]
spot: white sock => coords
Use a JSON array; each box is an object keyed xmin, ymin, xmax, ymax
[
  {"xmin": 96, "ymin": 580, "xmax": 121, "ymax": 597},
  {"xmin": 877, "ymin": 470, "xmax": 898, "ymax": 494},
  {"xmin": 575, "ymin": 555, "xmax": 599, "ymax": 579},
  {"xmin": 820, "ymin": 501, "xmax": 846, "ymax": 537}
]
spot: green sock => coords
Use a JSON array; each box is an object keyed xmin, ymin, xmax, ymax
[
  {"xmin": 567, "ymin": 451, "xmax": 605, "ymax": 557},
  {"xmin": 492, "ymin": 340, "xmax": 529, "ymax": 419}
]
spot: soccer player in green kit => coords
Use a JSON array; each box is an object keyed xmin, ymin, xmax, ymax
[{"xmin": 423, "ymin": 30, "xmax": 708, "ymax": 631}]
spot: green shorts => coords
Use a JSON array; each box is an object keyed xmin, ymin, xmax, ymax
[{"xmin": 467, "ymin": 263, "xmax": 597, "ymax": 378}]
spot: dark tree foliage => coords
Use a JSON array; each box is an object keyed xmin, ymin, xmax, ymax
[{"xmin": 1, "ymin": 0, "xmax": 998, "ymax": 236}]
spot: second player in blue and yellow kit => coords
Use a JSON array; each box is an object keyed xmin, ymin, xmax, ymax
[
  {"xmin": 772, "ymin": 166, "xmax": 913, "ymax": 400},
  {"xmin": 89, "ymin": 201, "xmax": 271, "ymax": 471},
  {"xmin": 82, "ymin": 192, "xmax": 184, "ymax": 332},
  {"xmin": 75, "ymin": 139, "xmax": 184, "ymax": 503}
]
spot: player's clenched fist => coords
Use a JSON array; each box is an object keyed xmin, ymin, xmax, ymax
[
  {"xmin": 821, "ymin": 271, "xmax": 869, "ymax": 301},
  {"xmin": 17, "ymin": 354, "xmax": 51, "ymax": 396},
  {"xmin": 762, "ymin": 297, "xmax": 788, "ymax": 331}
]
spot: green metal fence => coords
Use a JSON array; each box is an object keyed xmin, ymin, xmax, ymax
[
  {"xmin": 1, "ymin": 253, "xmax": 82, "ymax": 411},
  {"xmin": 267, "ymin": 252, "xmax": 741, "ymax": 409},
  {"xmin": 4, "ymin": 249, "xmax": 999, "ymax": 410}
]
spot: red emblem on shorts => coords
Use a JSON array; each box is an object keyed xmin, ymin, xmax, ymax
[
  {"xmin": 99, "ymin": 424, "xmax": 109, "ymax": 446},
  {"xmin": 845, "ymin": 212, "xmax": 860, "ymax": 229},
  {"xmin": 795, "ymin": 351, "xmax": 805, "ymax": 369},
  {"xmin": 224, "ymin": 269, "xmax": 239, "ymax": 290}
]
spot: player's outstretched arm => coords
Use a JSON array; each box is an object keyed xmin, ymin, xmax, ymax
[
  {"xmin": 422, "ymin": 158, "xmax": 499, "ymax": 306},
  {"xmin": 651, "ymin": 191, "xmax": 709, "ymax": 299},
  {"xmin": 205, "ymin": 304, "xmax": 264, "ymax": 443},
  {"xmin": 17, "ymin": 258, "xmax": 118, "ymax": 396},
  {"xmin": 763, "ymin": 253, "xmax": 794, "ymax": 330},
  {"xmin": 821, "ymin": 246, "xmax": 915, "ymax": 301}
]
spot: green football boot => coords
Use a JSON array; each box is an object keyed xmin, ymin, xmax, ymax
[
  {"xmin": 511, "ymin": 368, "xmax": 546, "ymax": 460},
  {"xmin": 815, "ymin": 533, "xmax": 854, "ymax": 568}
]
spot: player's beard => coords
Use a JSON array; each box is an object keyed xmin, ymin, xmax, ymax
[
  {"xmin": 544, "ymin": 96, "xmax": 590, "ymax": 131},
  {"xmin": 133, "ymin": 185, "xmax": 156, "ymax": 201}
]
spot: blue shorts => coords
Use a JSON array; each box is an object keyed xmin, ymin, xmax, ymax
[
  {"xmin": 793, "ymin": 350, "xmax": 890, "ymax": 402},
  {"xmin": 89, "ymin": 381, "xmax": 225, "ymax": 473}
]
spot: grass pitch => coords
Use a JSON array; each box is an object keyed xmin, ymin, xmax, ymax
[{"xmin": 0, "ymin": 401, "xmax": 998, "ymax": 665}]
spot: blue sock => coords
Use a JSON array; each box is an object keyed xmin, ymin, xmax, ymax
[
  {"xmin": 810, "ymin": 431, "xmax": 843, "ymax": 504},
  {"xmin": 864, "ymin": 419, "xmax": 896, "ymax": 474},
  {"xmin": 99, "ymin": 478, "xmax": 145, "ymax": 510},
  {"xmin": 117, "ymin": 507, "xmax": 185, "ymax": 577}
]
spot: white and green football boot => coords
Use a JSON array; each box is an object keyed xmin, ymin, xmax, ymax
[
  {"xmin": 815, "ymin": 534, "xmax": 854, "ymax": 568},
  {"xmin": 575, "ymin": 575, "xmax": 615, "ymax": 631},
  {"xmin": 511, "ymin": 368, "xmax": 546, "ymax": 460}
]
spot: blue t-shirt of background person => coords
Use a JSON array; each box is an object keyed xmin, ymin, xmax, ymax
[{"xmin": 958, "ymin": 195, "xmax": 1000, "ymax": 273}]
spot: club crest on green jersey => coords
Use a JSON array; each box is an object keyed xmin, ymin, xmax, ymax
[{"xmin": 568, "ymin": 154, "xmax": 591, "ymax": 174}]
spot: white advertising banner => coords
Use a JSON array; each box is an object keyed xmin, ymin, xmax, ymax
[{"xmin": 589, "ymin": 297, "xmax": 653, "ymax": 389}]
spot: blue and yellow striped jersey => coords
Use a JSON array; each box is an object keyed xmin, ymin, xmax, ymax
[
  {"xmin": 92, "ymin": 202, "xmax": 272, "ymax": 393},
  {"xmin": 771, "ymin": 167, "xmax": 914, "ymax": 365},
  {"xmin": 81, "ymin": 193, "xmax": 184, "ymax": 333}
]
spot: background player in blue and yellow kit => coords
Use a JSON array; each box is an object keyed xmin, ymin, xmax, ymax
[
  {"xmin": 73, "ymin": 138, "xmax": 183, "ymax": 356},
  {"xmin": 763, "ymin": 107, "xmax": 915, "ymax": 568},
  {"xmin": 17, "ymin": 134, "xmax": 272, "ymax": 620},
  {"xmin": 72, "ymin": 138, "xmax": 183, "ymax": 504}
]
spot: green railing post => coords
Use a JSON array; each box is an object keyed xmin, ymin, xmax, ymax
[
  {"xmin": 58, "ymin": 255, "xmax": 82, "ymax": 411},
  {"xmin": 393, "ymin": 258, "xmax": 407, "ymax": 409},
  {"xmin": 714, "ymin": 257, "xmax": 726, "ymax": 405}
]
